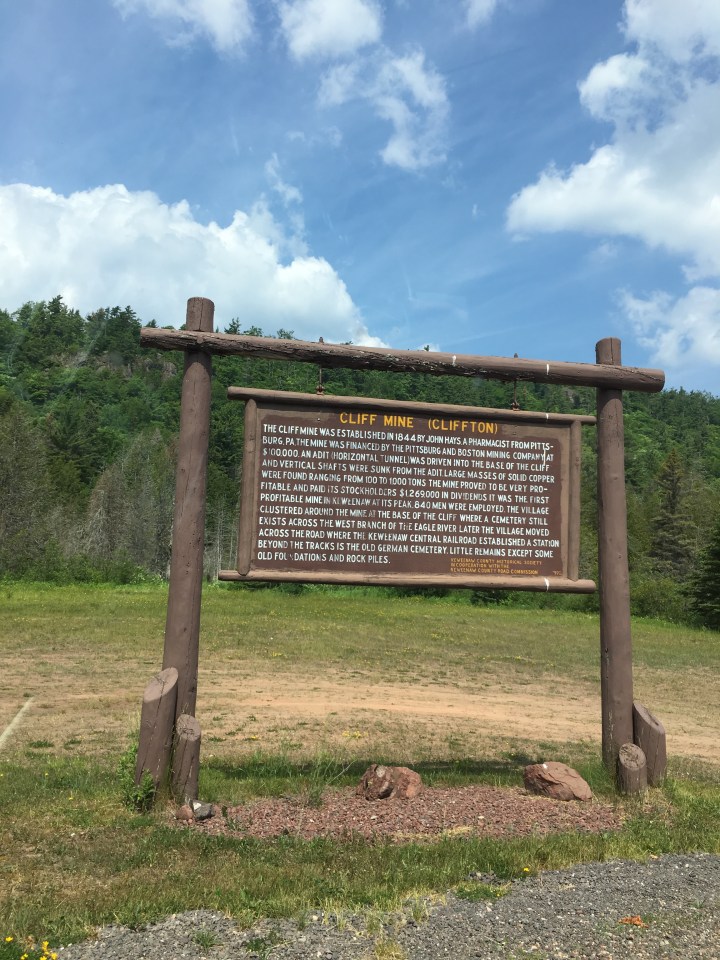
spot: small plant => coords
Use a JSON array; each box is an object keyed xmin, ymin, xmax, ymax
[
  {"xmin": 374, "ymin": 938, "xmax": 408, "ymax": 959},
  {"xmin": 454, "ymin": 881, "xmax": 509, "ymax": 902},
  {"xmin": 407, "ymin": 897, "xmax": 431, "ymax": 924},
  {"xmin": 301, "ymin": 753, "xmax": 352, "ymax": 808},
  {"xmin": 0, "ymin": 937, "xmax": 59, "ymax": 960},
  {"xmin": 193, "ymin": 929, "xmax": 221, "ymax": 949},
  {"xmin": 118, "ymin": 738, "xmax": 156, "ymax": 812},
  {"xmin": 243, "ymin": 932, "xmax": 283, "ymax": 958}
]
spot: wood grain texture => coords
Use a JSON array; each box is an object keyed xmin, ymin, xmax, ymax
[
  {"xmin": 172, "ymin": 713, "xmax": 202, "ymax": 802},
  {"xmin": 162, "ymin": 298, "xmax": 214, "ymax": 720},
  {"xmin": 135, "ymin": 667, "xmax": 178, "ymax": 789},
  {"xmin": 617, "ymin": 742, "xmax": 648, "ymax": 794},
  {"xmin": 218, "ymin": 569, "xmax": 596, "ymax": 592},
  {"xmin": 141, "ymin": 328, "xmax": 665, "ymax": 392},
  {"xmin": 596, "ymin": 337, "xmax": 635, "ymax": 773},
  {"xmin": 567, "ymin": 419, "xmax": 582, "ymax": 581},
  {"xmin": 226, "ymin": 388, "xmax": 597, "ymax": 424},
  {"xmin": 236, "ymin": 399, "xmax": 258, "ymax": 576},
  {"xmin": 633, "ymin": 701, "xmax": 667, "ymax": 786}
]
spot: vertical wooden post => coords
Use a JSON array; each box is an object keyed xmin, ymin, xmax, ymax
[
  {"xmin": 567, "ymin": 419, "xmax": 582, "ymax": 581},
  {"xmin": 596, "ymin": 337, "xmax": 634, "ymax": 773},
  {"xmin": 163, "ymin": 297, "xmax": 214, "ymax": 720}
]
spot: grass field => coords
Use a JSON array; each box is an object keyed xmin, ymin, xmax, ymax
[{"xmin": 1, "ymin": 582, "xmax": 719, "ymax": 951}]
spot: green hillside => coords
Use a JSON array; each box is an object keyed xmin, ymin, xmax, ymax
[{"xmin": 2, "ymin": 296, "xmax": 719, "ymax": 624}]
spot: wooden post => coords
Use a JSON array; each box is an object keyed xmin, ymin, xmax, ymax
[
  {"xmin": 136, "ymin": 667, "xmax": 178, "ymax": 788},
  {"xmin": 163, "ymin": 297, "xmax": 214, "ymax": 719},
  {"xmin": 596, "ymin": 338, "xmax": 635, "ymax": 774},
  {"xmin": 633, "ymin": 701, "xmax": 667, "ymax": 786},
  {"xmin": 618, "ymin": 742, "xmax": 648, "ymax": 794},
  {"xmin": 172, "ymin": 714, "xmax": 202, "ymax": 802}
]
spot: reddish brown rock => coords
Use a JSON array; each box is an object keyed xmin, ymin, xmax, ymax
[
  {"xmin": 175, "ymin": 804, "xmax": 194, "ymax": 821},
  {"xmin": 356, "ymin": 764, "xmax": 423, "ymax": 801},
  {"xmin": 523, "ymin": 762, "xmax": 593, "ymax": 802}
]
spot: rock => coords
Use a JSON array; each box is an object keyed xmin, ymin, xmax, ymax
[
  {"xmin": 523, "ymin": 762, "xmax": 592, "ymax": 802},
  {"xmin": 191, "ymin": 800, "xmax": 214, "ymax": 820},
  {"xmin": 175, "ymin": 804, "xmax": 193, "ymax": 821},
  {"xmin": 356, "ymin": 764, "xmax": 423, "ymax": 800}
]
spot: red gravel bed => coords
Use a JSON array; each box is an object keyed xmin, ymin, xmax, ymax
[{"xmin": 180, "ymin": 784, "xmax": 624, "ymax": 843}]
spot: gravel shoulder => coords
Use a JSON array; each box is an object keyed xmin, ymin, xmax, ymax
[{"xmin": 60, "ymin": 853, "xmax": 720, "ymax": 959}]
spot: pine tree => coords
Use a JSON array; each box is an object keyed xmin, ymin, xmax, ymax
[
  {"xmin": 650, "ymin": 448, "xmax": 694, "ymax": 580},
  {"xmin": 690, "ymin": 515, "xmax": 720, "ymax": 629}
]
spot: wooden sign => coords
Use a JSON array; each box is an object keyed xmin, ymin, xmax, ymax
[{"xmin": 219, "ymin": 390, "xmax": 595, "ymax": 593}]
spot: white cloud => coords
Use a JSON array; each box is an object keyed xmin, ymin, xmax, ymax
[
  {"xmin": 578, "ymin": 53, "xmax": 652, "ymax": 123},
  {"xmin": 623, "ymin": 0, "xmax": 720, "ymax": 61},
  {"xmin": 265, "ymin": 154, "xmax": 303, "ymax": 207},
  {"xmin": 264, "ymin": 154, "xmax": 306, "ymax": 257},
  {"xmin": 621, "ymin": 286, "xmax": 720, "ymax": 379},
  {"xmin": 320, "ymin": 48, "xmax": 450, "ymax": 171},
  {"xmin": 506, "ymin": 0, "xmax": 720, "ymax": 380},
  {"xmin": 464, "ymin": 0, "xmax": 500, "ymax": 29},
  {"xmin": 0, "ymin": 183, "xmax": 386, "ymax": 346},
  {"xmin": 277, "ymin": 0, "xmax": 382, "ymax": 62},
  {"xmin": 112, "ymin": 0, "xmax": 253, "ymax": 52}
]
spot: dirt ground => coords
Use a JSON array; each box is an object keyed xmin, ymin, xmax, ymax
[{"xmin": 2, "ymin": 652, "xmax": 718, "ymax": 767}]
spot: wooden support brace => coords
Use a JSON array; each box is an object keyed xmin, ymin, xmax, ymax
[
  {"xmin": 136, "ymin": 667, "xmax": 178, "ymax": 789},
  {"xmin": 617, "ymin": 742, "xmax": 648, "ymax": 794},
  {"xmin": 633, "ymin": 701, "xmax": 667, "ymax": 786},
  {"xmin": 172, "ymin": 713, "xmax": 202, "ymax": 802}
]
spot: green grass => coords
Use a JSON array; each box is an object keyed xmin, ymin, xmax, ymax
[
  {"xmin": 0, "ymin": 750, "xmax": 718, "ymax": 950},
  {"xmin": 1, "ymin": 581, "xmax": 718, "ymax": 684},
  {"xmin": 1, "ymin": 582, "xmax": 719, "ymax": 950}
]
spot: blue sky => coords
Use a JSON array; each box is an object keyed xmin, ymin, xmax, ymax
[{"xmin": 1, "ymin": 0, "xmax": 719, "ymax": 391}]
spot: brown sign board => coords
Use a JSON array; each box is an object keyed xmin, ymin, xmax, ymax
[{"xmin": 220, "ymin": 390, "xmax": 596, "ymax": 593}]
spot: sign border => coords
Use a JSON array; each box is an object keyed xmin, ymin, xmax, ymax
[{"xmin": 220, "ymin": 389, "xmax": 595, "ymax": 594}]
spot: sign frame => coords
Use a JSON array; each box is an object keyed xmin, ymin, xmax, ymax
[{"xmin": 220, "ymin": 388, "xmax": 595, "ymax": 593}]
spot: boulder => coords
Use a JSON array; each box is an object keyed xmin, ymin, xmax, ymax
[
  {"xmin": 191, "ymin": 800, "xmax": 215, "ymax": 821},
  {"xmin": 356, "ymin": 764, "xmax": 423, "ymax": 800},
  {"xmin": 523, "ymin": 761, "xmax": 592, "ymax": 802}
]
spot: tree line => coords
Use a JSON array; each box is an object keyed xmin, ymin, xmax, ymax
[{"xmin": 1, "ymin": 296, "xmax": 719, "ymax": 627}]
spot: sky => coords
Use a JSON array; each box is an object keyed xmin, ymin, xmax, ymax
[{"xmin": 1, "ymin": 0, "xmax": 719, "ymax": 392}]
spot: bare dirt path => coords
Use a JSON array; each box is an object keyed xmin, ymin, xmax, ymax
[
  {"xmin": 196, "ymin": 666, "xmax": 720, "ymax": 765},
  {"xmin": 2, "ymin": 654, "xmax": 718, "ymax": 766}
]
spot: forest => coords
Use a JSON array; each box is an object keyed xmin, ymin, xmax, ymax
[{"xmin": 1, "ymin": 295, "xmax": 719, "ymax": 627}]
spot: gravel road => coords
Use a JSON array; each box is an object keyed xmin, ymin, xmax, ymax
[{"xmin": 59, "ymin": 853, "xmax": 720, "ymax": 959}]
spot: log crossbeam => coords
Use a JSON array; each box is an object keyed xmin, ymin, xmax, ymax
[{"xmin": 140, "ymin": 328, "xmax": 665, "ymax": 393}]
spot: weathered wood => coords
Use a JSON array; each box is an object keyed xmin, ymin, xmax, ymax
[
  {"xmin": 236, "ymin": 399, "xmax": 258, "ymax": 576},
  {"xmin": 219, "ymin": 569, "xmax": 596, "ymax": 592},
  {"xmin": 567, "ymin": 419, "xmax": 582, "ymax": 581},
  {"xmin": 633, "ymin": 701, "xmax": 667, "ymax": 786},
  {"xmin": 227, "ymin": 387, "xmax": 597, "ymax": 424},
  {"xmin": 171, "ymin": 713, "xmax": 202, "ymax": 802},
  {"xmin": 163, "ymin": 297, "xmax": 214, "ymax": 720},
  {"xmin": 617, "ymin": 742, "xmax": 648, "ymax": 794},
  {"xmin": 141, "ymin": 327, "xmax": 665, "ymax": 392},
  {"xmin": 136, "ymin": 667, "xmax": 178, "ymax": 789},
  {"xmin": 596, "ymin": 337, "xmax": 635, "ymax": 774}
]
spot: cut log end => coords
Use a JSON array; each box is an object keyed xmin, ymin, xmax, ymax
[
  {"xmin": 618, "ymin": 742, "xmax": 647, "ymax": 795},
  {"xmin": 135, "ymin": 667, "xmax": 178, "ymax": 789}
]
